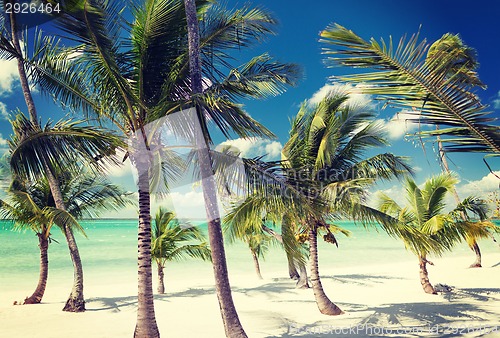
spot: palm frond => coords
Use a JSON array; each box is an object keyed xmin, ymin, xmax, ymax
[
  {"xmin": 8, "ymin": 113, "xmax": 123, "ymax": 180},
  {"xmin": 64, "ymin": 173, "xmax": 132, "ymax": 218},
  {"xmin": 320, "ymin": 24, "xmax": 500, "ymax": 155},
  {"xmin": 44, "ymin": 207, "xmax": 87, "ymax": 237}
]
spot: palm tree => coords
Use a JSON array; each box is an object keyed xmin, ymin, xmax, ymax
[
  {"xmin": 377, "ymin": 173, "xmax": 494, "ymax": 294},
  {"xmin": 321, "ymin": 25, "xmax": 500, "ymax": 267},
  {"xmin": 427, "ymin": 33, "xmax": 487, "ymax": 268},
  {"xmin": 1, "ymin": 8, "xmax": 123, "ymax": 312},
  {"xmin": 0, "ymin": 180, "xmax": 57, "ymax": 305},
  {"xmin": 226, "ymin": 89, "xmax": 412, "ymax": 315},
  {"xmin": 319, "ymin": 24, "xmax": 500, "ymax": 157},
  {"xmin": 0, "ymin": 170, "xmax": 129, "ymax": 304},
  {"xmin": 152, "ymin": 207, "xmax": 211, "ymax": 294},
  {"xmin": 183, "ymin": 0, "xmax": 248, "ymax": 335},
  {"xmin": 224, "ymin": 220, "xmax": 278, "ymax": 280},
  {"xmin": 283, "ymin": 89, "xmax": 413, "ymax": 315},
  {"xmin": 6, "ymin": 113, "xmax": 123, "ymax": 311},
  {"xmin": 11, "ymin": 1, "xmax": 299, "ymax": 335}
]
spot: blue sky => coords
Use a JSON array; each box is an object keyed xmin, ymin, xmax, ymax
[{"xmin": 0, "ymin": 0, "xmax": 499, "ymax": 218}]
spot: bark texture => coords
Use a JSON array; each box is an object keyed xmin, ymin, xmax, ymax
[
  {"xmin": 287, "ymin": 253, "xmax": 300, "ymax": 280},
  {"xmin": 44, "ymin": 166, "xmax": 86, "ymax": 312},
  {"xmin": 23, "ymin": 234, "xmax": 49, "ymax": 304},
  {"xmin": 10, "ymin": 8, "xmax": 84, "ymax": 312},
  {"xmin": 251, "ymin": 249, "xmax": 263, "ymax": 280},
  {"xmin": 134, "ymin": 170, "xmax": 160, "ymax": 338},
  {"xmin": 184, "ymin": 0, "xmax": 247, "ymax": 336},
  {"xmin": 469, "ymin": 242, "xmax": 482, "ymax": 268},
  {"xmin": 418, "ymin": 256, "xmax": 437, "ymax": 294},
  {"xmin": 9, "ymin": 6, "xmax": 38, "ymax": 122},
  {"xmin": 296, "ymin": 263, "xmax": 310, "ymax": 289},
  {"xmin": 309, "ymin": 225, "xmax": 343, "ymax": 315},
  {"xmin": 157, "ymin": 262, "xmax": 165, "ymax": 294}
]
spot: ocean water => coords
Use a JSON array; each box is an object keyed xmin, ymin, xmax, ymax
[{"xmin": 1, "ymin": 219, "xmax": 499, "ymax": 292}]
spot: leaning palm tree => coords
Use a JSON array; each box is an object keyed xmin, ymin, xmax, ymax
[
  {"xmin": 152, "ymin": 207, "xmax": 211, "ymax": 294},
  {"xmin": 377, "ymin": 173, "xmax": 494, "ymax": 294},
  {"xmin": 282, "ymin": 89, "xmax": 413, "ymax": 315},
  {"xmin": 6, "ymin": 113, "xmax": 123, "ymax": 311},
  {"xmin": 226, "ymin": 88, "xmax": 413, "ymax": 315},
  {"xmin": 0, "ymin": 180, "xmax": 59, "ymax": 305},
  {"xmin": 320, "ymin": 24, "xmax": 500, "ymax": 158},
  {"xmin": 1, "ymin": 8, "xmax": 123, "ymax": 312},
  {"xmin": 10, "ymin": 1, "xmax": 300, "ymax": 335},
  {"xmin": 0, "ymin": 170, "xmax": 129, "ymax": 304}
]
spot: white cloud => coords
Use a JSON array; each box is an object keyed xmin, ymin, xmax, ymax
[
  {"xmin": 0, "ymin": 134, "xmax": 8, "ymax": 158},
  {"xmin": 0, "ymin": 58, "xmax": 19, "ymax": 95},
  {"xmin": 493, "ymin": 90, "xmax": 500, "ymax": 110},
  {"xmin": 0, "ymin": 102, "xmax": 8, "ymax": 119},
  {"xmin": 456, "ymin": 171, "xmax": 500, "ymax": 197},
  {"xmin": 218, "ymin": 137, "xmax": 283, "ymax": 160},
  {"xmin": 308, "ymin": 83, "xmax": 373, "ymax": 109},
  {"xmin": 107, "ymin": 149, "xmax": 134, "ymax": 178},
  {"xmin": 100, "ymin": 188, "xmax": 213, "ymax": 220},
  {"xmin": 384, "ymin": 110, "xmax": 419, "ymax": 140}
]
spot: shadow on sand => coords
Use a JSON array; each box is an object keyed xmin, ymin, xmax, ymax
[
  {"xmin": 85, "ymin": 287, "xmax": 215, "ymax": 312},
  {"xmin": 261, "ymin": 285, "xmax": 500, "ymax": 338}
]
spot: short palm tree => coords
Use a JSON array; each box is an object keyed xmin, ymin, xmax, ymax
[
  {"xmin": 152, "ymin": 208, "xmax": 211, "ymax": 294},
  {"xmin": 0, "ymin": 180, "xmax": 59, "ymax": 305},
  {"xmin": 226, "ymin": 89, "xmax": 412, "ymax": 315},
  {"xmin": 224, "ymin": 221, "xmax": 278, "ymax": 280},
  {"xmin": 377, "ymin": 173, "xmax": 494, "ymax": 294},
  {"xmin": 0, "ymin": 170, "xmax": 129, "ymax": 304},
  {"xmin": 6, "ymin": 113, "xmax": 123, "ymax": 311}
]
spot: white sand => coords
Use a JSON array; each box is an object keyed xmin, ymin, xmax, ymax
[{"xmin": 1, "ymin": 253, "xmax": 499, "ymax": 337}]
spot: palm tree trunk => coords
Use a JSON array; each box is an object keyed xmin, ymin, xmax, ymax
[
  {"xmin": 184, "ymin": 1, "xmax": 247, "ymax": 336},
  {"xmin": 287, "ymin": 254, "xmax": 299, "ymax": 280},
  {"xmin": 134, "ymin": 169, "xmax": 160, "ymax": 338},
  {"xmin": 438, "ymin": 131, "xmax": 482, "ymax": 268},
  {"xmin": 157, "ymin": 262, "xmax": 165, "ymax": 294},
  {"xmin": 308, "ymin": 224, "xmax": 343, "ymax": 315},
  {"xmin": 23, "ymin": 233, "xmax": 49, "ymax": 304},
  {"xmin": 469, "ymin": 242, "xmax": 482, "ymax": 268},
  {"xmin": 251, "ymin": 249, "xmax": 263, "ymax": 280},
  {"xmin": 418, "ymin": 256, "xmax": 436, "ymax": 294},
  {"xmin": 296, "ymin": 262, "xmax": 310, "ymax": 289},
  {"xmin": 10, "ymin": 7, "xmax": 85, "ymax": 311},
  {"xmin": 8, "ymin": 6, "xmax": 38, "ymax": 122},
  {"xmin": 43, "ymin": 164, "xmax": 85, "ymax": 312},
  {"xmin": 61, "ymin": 224, "xmax": 86, "ymax": 312}
]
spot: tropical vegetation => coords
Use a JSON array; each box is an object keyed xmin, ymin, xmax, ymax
[
  {"xmin": 320, "ymin": 25, "xmax": 500, "ymax": 268},
  {"xmin": 319, "ymin": 24, "xmax": 500, "ymax": 157},
  {"xmin": 0, "ymin": 0, "xmax": 300, "ymax": 336},
  {"xmin": 0, "ymin": 169, "xmax": 129, "ymax": 304},
  {"xmin": 377, "ymin": 173, "xmax": 495, "ymax": 294},
  {"xmin": 1, "ymin": 5, "xmax": 124, "ymax": 312},
  {"xmin": 152, "ymin": 207, "xmax": 211, "ymax": 294},
  {"xmin": 226, "ymin": 88, "xmax": 413, "ymax": 315},
  {"xmin": 0, "ymin": 3, "xmax": 498, "ymax": 338}
]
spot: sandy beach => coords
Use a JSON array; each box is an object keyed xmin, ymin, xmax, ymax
[{"xmin": 1, "ymin": 250, "xmax": 499, "ymax": 338}]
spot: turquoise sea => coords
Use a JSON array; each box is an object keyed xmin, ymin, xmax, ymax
[{"xmin": 1, "ymin": 219, "xmax": 499, "ymax": 293}]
